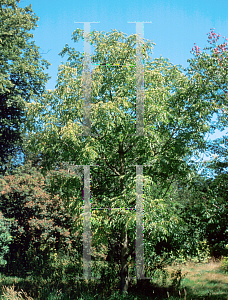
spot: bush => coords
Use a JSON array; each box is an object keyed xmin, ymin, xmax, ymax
[
  {"xmin": 0, "ymin": 212, "xmax": 13, "ymax": 267},
  {"xmin": 0, "ymin": 161, "xmax": 82, "ymax": 277},
  {"xmin": 219, "ymin": 256, "xmax": 228, "ymax": 274}
]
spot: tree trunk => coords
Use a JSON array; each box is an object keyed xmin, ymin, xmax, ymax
[
  {"xmin": 120, "ymin": 226, "xmax": 129, "ymax": 294},
  {"xmin": 119, "ymin": 141, "xmax": 130, "ymax": 294}
]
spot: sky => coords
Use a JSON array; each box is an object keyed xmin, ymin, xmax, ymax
[{"xmin": 18, "ymin": 0, "xmax": 228, "ymax": 175}]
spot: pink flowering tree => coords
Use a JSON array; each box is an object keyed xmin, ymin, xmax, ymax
[{"xmin": 187, "ymin": 28, "xmax": 228, "ymax": 133}]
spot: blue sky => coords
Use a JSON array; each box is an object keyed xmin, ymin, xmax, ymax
[{"xmin": 19, "ymin": 0, "xmax": 228, "ymax": 173}]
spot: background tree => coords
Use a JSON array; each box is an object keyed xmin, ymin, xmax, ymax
[
  {"xmin": 0, "ymin": 0, "xmax": 50, "ymax": 175},
  {"xmin": 192, "ymin": 136, "xmax": 228, "ymax": 258},
  {"xmin": 0, "ymin": 161, "xmax": 83, "ymax": 279},
  {"xmin": 186, "ymin": 28, "xmax": 228, "ymax": 134},
  {"xmin": 24, "ymin": 28, "xmax": 227, "ymax": 294},
  {"xmin": 183, "ymin": 29, "xmax": 228, "ymax": 258}
]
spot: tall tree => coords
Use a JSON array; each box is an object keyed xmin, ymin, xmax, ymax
[
  {"xmin": 0, "ymin": 0, "xmax": 50, "ymax": 175},
  {"xmin": 25, "ymin": 28, "xmax": 226, "ymax": 294}
]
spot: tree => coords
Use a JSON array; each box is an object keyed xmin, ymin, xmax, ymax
[
  {"xmin": 25, "ymin": 28, "xmax": 226, "ymax": 294},
  {"xmin": 182, "ymin": 29, "xmax": 228, "ymax": 258},
  {"xmin": 193, "ymin": 136, "xmax": 228, "ymax": 258},
  {"xmin": 0, "ymin": 0, "xmax": 50, "ymax": 175},
  {"xmin": 186, "ymin": 28, "xmax": 228, "ymax": 134},
  {"xmin": 0, "ymin": 161, "xmax": 82, "ymax": 278}
]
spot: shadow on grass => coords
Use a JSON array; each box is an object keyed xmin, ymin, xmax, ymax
[{"xmin": 0, "ymin": 273, "xmax": 228, "ymax": 299}]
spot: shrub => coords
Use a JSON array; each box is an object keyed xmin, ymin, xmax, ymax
[
  {"xmin": 0, "ymin": 161, "xmax": 82, "ymax": 277},
  {"xmin": 219, "ymin": 256, "xmax": 228, "ymax": 274},
  {"xmin": 0, "ymin": 212, "xmax": 13, "ymax": 267}
]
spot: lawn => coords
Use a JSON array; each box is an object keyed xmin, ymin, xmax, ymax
[{"xmin": 0, "ymin": 257, "xmax": 228, "ymax": 299}]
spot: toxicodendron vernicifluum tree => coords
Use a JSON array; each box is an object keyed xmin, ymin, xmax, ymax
[{"xmin": 24, "ymin": 28, "xmax": 226, "ymax": 293}]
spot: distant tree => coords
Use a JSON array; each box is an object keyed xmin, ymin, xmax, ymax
[{"xmin": 0, "ymin": 0, "xmax": 50, "ymax": 175}]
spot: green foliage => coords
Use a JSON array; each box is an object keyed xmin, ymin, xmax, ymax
[
  {"xmin": 0, "ymin": 0, "xmax": 50, "ymax": 175},
  {"xmin": 180, "ymin": 171, "xmax": 228, "ymax": 258},
  {"xmin": 0, "ymin": 161, "xmax": 82, "ymax": 277},
  {"xmin": 47, "ymin": 248, "xmax": 83, "ymax": 284},
  {"xmin": 197, "ymin": 134, "xmax": 228, "ymax": 258},
  {"xmin": 219, "ymin": 256, "xmax": 228, "ymax": 274},
  {"xmin": 186, "ymin": 30, "xmax": 228, "ymax": 132},
  {"xmin": 0, "ymin": 212, "xmax": 13, "ymax": 267},
  {"xmin": 23, "ymin": 27, "xmax": 228, "ymax": 293},
  {"xmin": 0, "ymin": 19, "xmax": 227, "ymax": 295}
]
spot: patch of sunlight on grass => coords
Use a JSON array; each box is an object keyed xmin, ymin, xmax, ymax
[{"xmin": 165, "ymin": 258, "xmax": 228, "ymax": 299}]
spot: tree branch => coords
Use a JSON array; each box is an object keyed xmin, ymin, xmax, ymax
[{"xmin": 102, "ymin": 155, "xmax": 120, "ymax": 176}]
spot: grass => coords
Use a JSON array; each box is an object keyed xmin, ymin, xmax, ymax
[
  {"xmin": 164, "ymin": 257, "xmax": 228, "ymax": 299},
  {"xmin": 0, "ymin": 257, "xmax": 228, "ymax": 299}
]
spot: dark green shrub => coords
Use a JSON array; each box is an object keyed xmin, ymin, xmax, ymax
[{"xmin": 0, "ymin": 211, "xmax": 13, "ymax": 267}]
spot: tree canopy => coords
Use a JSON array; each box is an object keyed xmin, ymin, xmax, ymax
[
  {"xmin": 0, "ymin": 0, "xmax": 50, "ymax": 175},
  {"xmin": 22, "ymin": 26, "xmax": 228, "ymax": 293}
]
